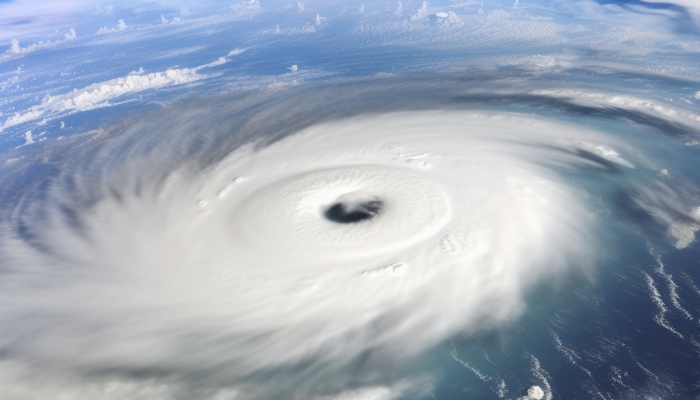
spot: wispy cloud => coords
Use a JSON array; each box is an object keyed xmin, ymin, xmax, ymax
[
  {"xmin": 0, "ymin": 0, "xmax": 93, "ymax": 42},
  {"xmin": 641, "ymin": 0, "xmax": 700, "ymax": 24}
]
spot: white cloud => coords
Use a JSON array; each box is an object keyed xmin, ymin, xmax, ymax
[
  {"xmin": 201, "ymin": 57, "xmax": 227, "ymax": 68},
  {"xmin": 289, "ymin": 64, "xmax": 298, "ymax": 72},
  {"xmin": 96, "ymin": 20, "xmax": 127, "ymax": 35},
  {"xmin": 230, "ymin": 0, "xmax": 261, "ymax": 16},
  {"xmin": 1, "ymin": 28, "xmax": 76, "ymax": 62},
  {"xmin": 64, "ymin": 28, "xmax": 77, "ymax": 40},
  {"xmin": 95, "ymin": 5, "xmax": 113, "ymax": 14},
  {"xmin": 228, "ymin": 48, "xmax": 246, "ymax": 56},
  {"xmin": 23, "ymin": 131, "xmax": 34, "ymax": 145},
  {"xmin": 314, "ymin": 386, "xmax": 396, "ymax": 400},
  {"xmin": 694, "ymin": 91, "xmax": 700, "ymax": 99},
  {"xmin": 411, "ymin": 1, "xmax": 429, "ymax": 21},
  {"xmin": 315, "ymin": 14, "xmax": 326, "ymax": 26},
  {"xmin": 7, "ymin": 39, "xmax": 20, "ymax": 54},
  {"xmin": 1, "ymin": 64, "xmax": 216, "ymax": 131},
  {"xmin": 159, "ymin": 15, "xmax": 181, "ymax": 25},
  {"xmin": 152, "ymin": 46, "xmax": 208, "ymax": 60},
  {"xmin": 395, "ymin": 1, "xmax": 403, "ymax": 16},
  {"xmin": 267, "ymin": 79, "xmax": 298, "ymax": 89},
  {"xmin": 297, "ymin": 1, "xmax": 305, "ymax": 12},
  {"xmin": 530, "ymin": 89, "xmax": 700, "ymax": 132}
]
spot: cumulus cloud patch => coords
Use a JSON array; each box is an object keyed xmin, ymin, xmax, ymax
[
  {"xmin": 1, "ymin": 28, "xmax": 77, "ymax": 62},
  {"xmin": 411, "ymin": 1, "xmax": 430, "ymax": 21},
  {"xmin": 96, "ymin": 20, "xmax": 127, "ymax": 34},
  {"xmin": 0, "ymin": 57, "xmax": 232, "ymax": 131}
]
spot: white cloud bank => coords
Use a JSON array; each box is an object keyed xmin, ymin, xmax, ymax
[
  {"xmin": 530, "ymin": 89, "xmax": 700, "ymax": 132},
  {"xmin": 0, "ymin": 112, "xmax": 598, "ymax": 380},
  {"xmin": 1, "ymin": 57, "xmax": 230, "ymax": 132},
  {"xmin": 1, "ymin": 29, "xmax": 76, "ymax": 62}
]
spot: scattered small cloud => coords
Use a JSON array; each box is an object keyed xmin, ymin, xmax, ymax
[
  {"xmin": 5, "ymin": 156, "xmax": 24, "ymax": 165},
  {"xmin": 297, "ymin": 1, "xmax": 305, "ymax": 12},
  {"xmin": 411, "ymin": 1, "xmax": 429, "ymax": 21},
  {"xmin": 23, "ymin": 131, "xmax": 34, "ymax": 145},
  {"xmin": 1, "ymin": 28, "xmax": 76, "ymax": 62},
  {"xmin": 395, "ymin": 1, "xmax": 403, "ymax": 16},
  {"xmin": 228, "ymin": 48, "xmax": 246, "ymax": 56},
  {"xmin": 95, "ymin": 5, "xmax": 114, "ymax": 14},
  {"xmin": 7, "ymin": 39, "xmax": 20, "ymax": 54},
  {"xmin": 315, "ymin": 14, "xmax": 326, "ymax": 25},
  {"xmin": 230, "ymin": 0, "xmax": 262, "ymax": 16},
  {"xmin": 288, "ymin": 64, "xmax": 298, "ymax": 72},
  {"xmin": 97, "ymin": 20, "xmax": 127, "ymax": 34},
  {"xmin": 160, "ymin": 15, "xmax": 181, "ymax": 24},
  {"xmin": 64, "ymin": 28, "xmax": 77, "ymax": 40},
  {"xmin": 268, "ymin": 79, "xmax": 298, "ymax": 89},
  {"xmin": 0, "ymin": 56, "xmax": 231, "ymax": 131},
  {"xmin": 201, "ymin": 57, "xmax": 227, "ymax": 68}
]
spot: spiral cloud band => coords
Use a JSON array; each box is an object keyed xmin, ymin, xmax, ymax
[{"xmin": 0, "ymin": 105, "xmax": 616, "ymax": 387}]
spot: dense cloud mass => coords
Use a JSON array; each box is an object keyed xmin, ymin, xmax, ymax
[
  {"xmin": 1, "ymin": 78, "xmax": 699, "ymax": 399},
  {"xmin": 1, "ymin": 0, "xmax": 700, "ymax": 399}
]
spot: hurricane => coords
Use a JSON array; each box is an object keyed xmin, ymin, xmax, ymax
[{"xmin": 2, "ymin": 1, "xmax": 700, "ymax": 399}]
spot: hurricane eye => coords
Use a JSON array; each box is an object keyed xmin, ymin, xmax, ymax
[{"xmin": 324, "ymin": 199, "xmax": 384, "ymax": 223}]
